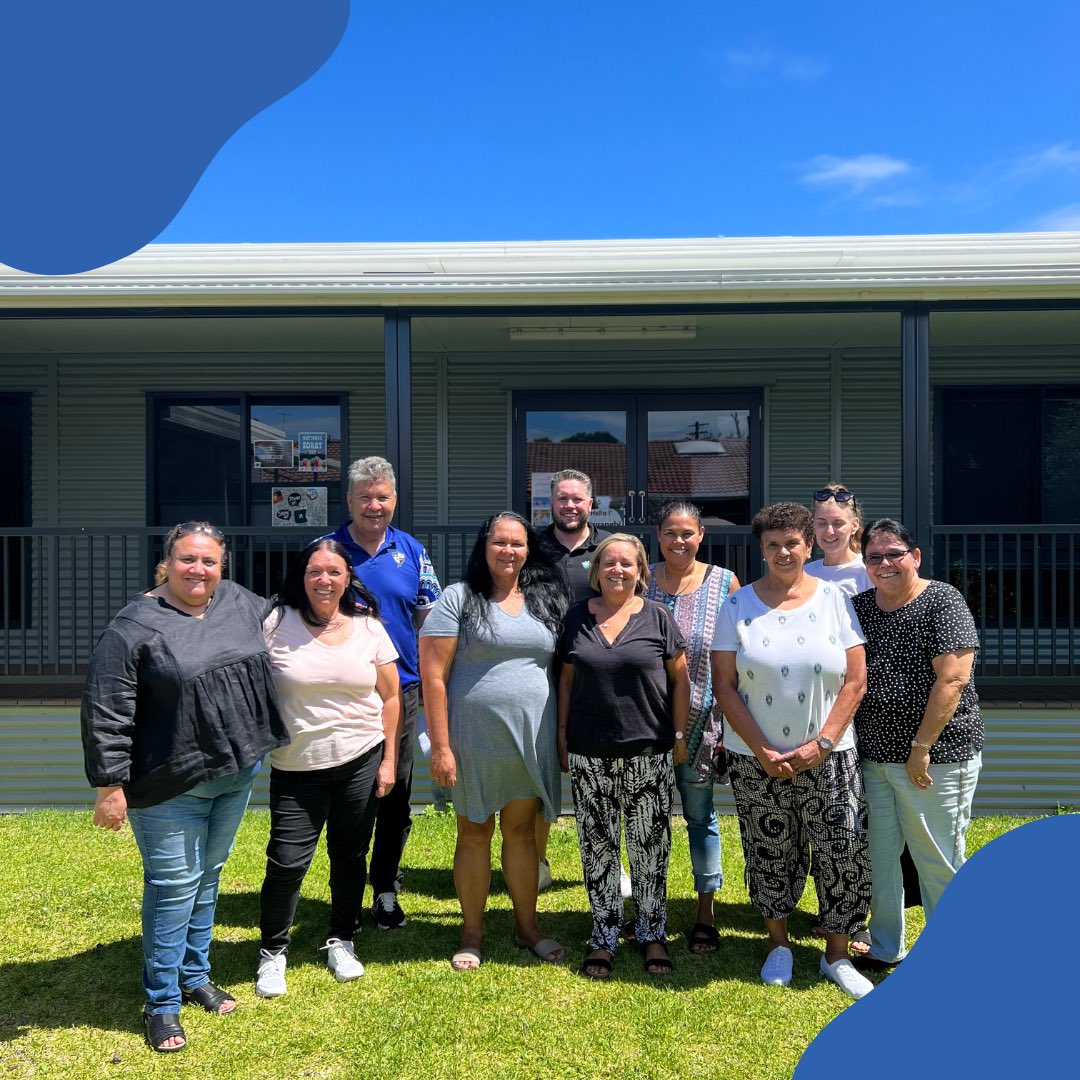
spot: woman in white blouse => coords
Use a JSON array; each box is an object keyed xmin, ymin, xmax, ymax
[
  {"xmin": 711, "ymin": 502, "xmax": 873, "ymax": 1001},
  {"xmin": 255, "ymin": 540, "xmax": 401, "ymax": 997}
]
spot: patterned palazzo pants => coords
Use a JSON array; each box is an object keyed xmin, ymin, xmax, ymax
[
  {"xmin": 727, "ymin": 747, "xmax": 871, "ymax": 935},
  {"xmin": 569, "ymin": 752, "xmax": 673, "ymax": 953}
]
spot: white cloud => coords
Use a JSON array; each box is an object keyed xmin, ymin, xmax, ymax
[
  {"xmin": 1028, "ymin": 203, "xmax": 1080, "ymax": 230},
  {"xmin": 801, "ymin": 154, "xmax": 913, "ymax": 194},
  {"xmin": 713, "ymin": 47, "xmax": 827, "ymax": 82}
]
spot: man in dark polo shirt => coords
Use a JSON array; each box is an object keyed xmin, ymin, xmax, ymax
[
  {"xmin": 535, "ymin": 468, "xmax": 610, "ymax": 889},
  {"xmin": 324, "ymin": 456, "xmax": 441, "ymax": 930},
  {"xmin": 537, "ymin": 468, "xmax": 610, "ymax": 606}
]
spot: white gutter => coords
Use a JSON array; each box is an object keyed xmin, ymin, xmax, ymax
[{"xmin": 2, "ymin": 233, "xmax": 1079, "ymax": 307}]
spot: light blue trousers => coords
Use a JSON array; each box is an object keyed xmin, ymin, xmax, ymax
[
  {"xmin": 861, "ymin": 754, "xmax": 981, "ymax": 963},
  {"xmin": 675, "ymin": 761, "xmax": 723, "ymax": 895}
]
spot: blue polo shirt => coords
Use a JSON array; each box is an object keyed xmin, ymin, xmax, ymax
[{"xmin": 324, "ymin": 522, "xmax": 441, "ymax": 690}]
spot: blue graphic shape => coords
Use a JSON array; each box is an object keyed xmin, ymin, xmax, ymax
[
  {"xmin": 0, "ymin": 2, "xmax": 349, "ymax": 275},
  {"xmin": 795, "ymin": 815, "xmax": 1080, "ymax": 1080}
]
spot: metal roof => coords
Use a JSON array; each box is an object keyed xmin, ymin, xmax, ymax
[{"xmin": 2, "ymin": 232, "xmax": 1080, "ymax": 307}]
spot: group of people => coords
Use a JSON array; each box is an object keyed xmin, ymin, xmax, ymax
[{"xmin": 81, "ymin": 461, "xmax": 983, "ymax": 1052}]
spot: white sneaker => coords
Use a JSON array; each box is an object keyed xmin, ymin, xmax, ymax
[
  {"xmin": 619, "ymin": 863, "xmax": 633, "ymax": 899},
  {"xmin": 323, "ymin": 937, "xmax": 365, "ymax": 981},
  {"xmin": 538, "ymin": 858, "xmax": 553, "ymax": 892},
  {"xmin": 255, "ymin": 948, "xmax": 287, "ymax": 997},
  {"xmin": 820, "ymin": 955, "xmax": 874, "ymax": 1000},
  {"xmin": 760, "ymin": 945, "xmax": 793, "ymax": 987}
]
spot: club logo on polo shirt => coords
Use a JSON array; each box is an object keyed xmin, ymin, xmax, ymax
[
  {"xmin": 392, "ymin": 550, "xmax": 406, "ymax": 566},
  {"xmin": 581, "ymin": 560, "xmax": 591, "ymax": 571}
]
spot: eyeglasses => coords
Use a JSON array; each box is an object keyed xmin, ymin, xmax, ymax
[
  {"xmin": 813, "ymin": 490, "xmax": 856, "ymax": 505},
  {"xmin": 865, "ymin": 549, "xmax": 912, "ymax": 566}
]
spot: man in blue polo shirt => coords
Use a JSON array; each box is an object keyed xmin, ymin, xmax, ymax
[{"xmin": 325, "ymin": 456, "xmax": 441, "ymax": 930}]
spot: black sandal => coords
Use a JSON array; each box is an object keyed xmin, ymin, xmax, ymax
[
  {"xmin": 641, "ymin": 940, "xmax": 673, "ymax": 976},
  {"xmin": 581, "ymin": 949, "xmax": 614, "ymax": 980},
  {"xmin": 181, "ymin": 982, "xmax": 236, "ymax": 1014},
  {"xmin": 143, "ymin": 1012, "xmax": 186, "ymax": 1053},
  {"xmin": 687, "ymin": 922, "xmax": 721, "ymax": 955}
]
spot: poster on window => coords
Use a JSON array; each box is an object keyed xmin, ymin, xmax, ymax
[
  {"xmin": 297, "ymin": 432, "xmax": 328, "ymax": 472},
  {"xmin": 530, "ymin": 472, "xmax": 554, "ymax": 527},
  {"xmin": 272, "ymin": 486, "xmax": 327, "ymax": 527},
  {"xmin": 253, "ymin": 439, "xmax": 294, "ymax": 469}
]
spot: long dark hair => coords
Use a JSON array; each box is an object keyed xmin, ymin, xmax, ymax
[
  {"xmin": 274, "ymin": 539, "xmax": 380, "ymax": 626},
  {"xmin": 460, "ymin": 512, "xmax": 566, "ymax": 641}
]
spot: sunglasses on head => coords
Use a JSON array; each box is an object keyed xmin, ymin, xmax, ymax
[
  {"xmin": 174, "ymin": 522, "xmax": 225, "ymax": 543},
  {"xmin": 813, "ymin": 490, "xmax": 856, "ymax": 505}
]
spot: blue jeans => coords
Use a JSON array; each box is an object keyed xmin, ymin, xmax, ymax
[
  {"xmin": 861, "ymin": 754, "xmax": 981, "ymax": 963},
  {"xmin": 675, "ymin": 761, "xmax": 723, "ymax": 895},
  {"xmin": 127, "ymin": 763, "xmax": 260, "ymax": 1014}
]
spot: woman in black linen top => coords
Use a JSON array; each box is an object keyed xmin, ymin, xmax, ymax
[
  {"xmin": 81, "ymin": 522, "xmax": 288, "ymax": 1054},
  {"xmin": 557, "ymin": 533, "xmax": 689, "ymax": 979}
]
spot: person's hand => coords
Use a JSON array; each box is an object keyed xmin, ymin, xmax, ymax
[
  {"xmin": 375, "ymin": 758, "xmax": 396, "ymax": 799},
  {"xmin": 757, "ymin": 747, "xmax": 795, "ymax": 780},
  {"xmin": 672, "ymin": 736, "xmax": 689, "ymax": 766},
  {"xmin": 907, "ymin": 746, "xmax": 933, "ymax": 788},
  {"xmin": 431, "ymin": 746, "xmax": 457, "ymax": 788},
  {"xmin": 786, "ymin": 740, "xmax": 823, "ymax": 774},
  {"xmin": 93, "ymin": 786, "xmax": 127, "ymax": 831}
]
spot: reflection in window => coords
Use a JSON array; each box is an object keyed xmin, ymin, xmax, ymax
[
  {"xmin": 525, "ymin": 411, "xmax": 627, "ymax": 527},
  {"xmin": 647, "ymin": 410, "xmax": 751, "ymax": 524}
]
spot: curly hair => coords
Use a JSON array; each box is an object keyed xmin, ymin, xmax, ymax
[{"xmin": 751, "ymin": 502, "xmax": 814, "ymax": 544}]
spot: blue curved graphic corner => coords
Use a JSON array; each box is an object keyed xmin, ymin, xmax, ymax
[
  {"xmin": 0, "ymin": 1, "xmax": 350, "ymax": 276},
  {"xmin": 795, "ymin": 814, "xmax": 1080, "ymax": 1080}
]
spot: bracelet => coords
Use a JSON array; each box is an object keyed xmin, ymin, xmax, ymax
[{"xmin": 910, "ymin": 739, "xmax": 934, "ymax": 751}]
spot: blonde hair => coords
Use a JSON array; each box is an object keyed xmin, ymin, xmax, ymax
[
  {"xmin": 813, "ymin": 483, "xmax": 862, "ymax": 555},
  {"xmin": 588, "ymin": 533, "xmax": 650, "ymax": 595}
]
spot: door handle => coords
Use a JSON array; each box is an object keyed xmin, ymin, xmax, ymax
[
  {"xmin": 626, "ymin": 490, "xmax": 637, "ymax": 524},
  {"xmin": 637, "ymin": 490, "xmax": 646, "ymax": 525}
]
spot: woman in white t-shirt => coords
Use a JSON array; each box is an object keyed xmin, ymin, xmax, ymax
[
  {"xmin": 805, "ymin": 483, "xmax": 870, "ymax": 597},
  {"xmin": 711, "ymin": 502, "xmax": 874, "ymax": 1001},
  {"xmin": 255, "ymin": 540, "xmax": 401, "ymax": 998}
]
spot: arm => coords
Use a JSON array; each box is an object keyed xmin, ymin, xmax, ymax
[
  {"xmin": 786, "ymin": 644, "xmax": 867, "ymax": 773},
  {"xmin": 374, "ymin": 661, "xmax": 401, "ymax": 798},
  {"xmin": 907, "ymin": 648, "xmax": 976, "ymax": 788},
  {"xmin": 665, "ymin": 651, "xmax": 690, "ymax": 766},
  {"xmin": 412, "ymin": 607, "xmax": 430, "ymax": 631},
  {"xmin": 419, "ymin": 634, "xmax": 458, "ymax": 788},
  {"xmin": 557, "ymin": 662, "xmax": 575, "ymax": 772},
  {"xmin": 712, "ymin": 650, "xmax": 794, "ymax": 779}
]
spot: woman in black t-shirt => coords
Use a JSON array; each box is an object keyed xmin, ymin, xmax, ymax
[
  {"xmin": 852, "ymin": 518, "xmax": 983, "ymax": 968},
  {"xmin": 557, "ymin": 533, "xmax": 689, "ymax": 979}
]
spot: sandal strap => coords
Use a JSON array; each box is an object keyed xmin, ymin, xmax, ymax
[
  {"xmin": 181, "ymin": 982, "xmax": 236, "ymax": 1013},
  {"xmin": 143, "ymin": 1012, "xmax": 186, "ymax": 1052}
]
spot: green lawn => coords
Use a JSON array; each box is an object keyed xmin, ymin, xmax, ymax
[{"xmin": 0, "ymin": 810, "xmax": 1029, "ymax": 1080}]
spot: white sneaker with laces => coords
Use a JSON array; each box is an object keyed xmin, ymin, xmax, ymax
[
  {"xmin": 820, "ymin": 955, "xmax": 874, "ymax": 1000},
  {"xmin": 760, "ymin": 945, "xmax": 793, "ymax": 986},
  {"xmin": 323, "ymin": 937, "xmax": 365, "ymax": 981},
  {"xmin": 619, "ymin": 864, "xmax": 633, "ymax": 899},
  {"xmin": 255, "ymin": 948, "xmax": 287, "ymax": 997},
  {"xmin": 372, "ymin": 891, "xmax": 407, "ymax": 930},
  {"xmin": 538, "ymin": 858, "xmax": 553, "ymax": 892}
]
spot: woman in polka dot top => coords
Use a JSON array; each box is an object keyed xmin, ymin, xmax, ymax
[{"xmin": 712, "ymin": 502, "xmax": 875, "ymax": 1002}]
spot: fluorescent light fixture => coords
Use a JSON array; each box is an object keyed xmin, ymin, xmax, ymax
[{"xmin": 508, "ymin": 324, "xmax": 697, "ymax": 341}]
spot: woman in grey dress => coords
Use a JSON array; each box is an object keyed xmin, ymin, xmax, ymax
[{"xmin": 420, "ymin": 512, "xmax": 568, "ymax": 971}]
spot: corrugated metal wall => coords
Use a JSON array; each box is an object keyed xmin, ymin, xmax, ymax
[
  {"xmin": 841, "ymin": 354, "xmax": 903, "ymax": 519},
  {"xmin": 6, "ymin": 705, "xmax": 1074, "ymax": 816}
]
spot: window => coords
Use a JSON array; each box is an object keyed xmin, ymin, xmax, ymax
[
  {"xmin": 0, "ymin": 394, "xmax": 31, "ymax": 626},
  {"xmin": 939, "ymin": 387, "xmax": 1080, "ymax": 525}
]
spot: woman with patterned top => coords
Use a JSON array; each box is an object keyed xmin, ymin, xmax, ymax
[
  {"xmin": 711, "ymin": 502, "xmax": 875, "ymax": 1001},
  {"xmin": 642, "ymin": 500, "xmax": 739, "ymax": 956},
  {"xmin": 851, "ymin": 518, "xmax": 983, "ymax": 969}
]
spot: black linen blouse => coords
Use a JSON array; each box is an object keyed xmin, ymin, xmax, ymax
[{"xmin": 81, "ymin": 579, "xmax": 289, "ymax": 807}]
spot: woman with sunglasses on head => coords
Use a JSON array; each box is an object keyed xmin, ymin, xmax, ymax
[
  {"xmin": 850, "ymin": 518, "xmax": 983, "ymax": 970},
  {"xmin": 806, "ymin": 484, "xmax": 870, "ymax": 597},
  {"xmin": 81, "ymin": 521, "xmax": 289, "ymax": 1054}
]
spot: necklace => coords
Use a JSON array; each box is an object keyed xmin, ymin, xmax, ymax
[
  {"xmin": 597, "ymin": 600, "xmax": 633, "ymax": 629},
  {"xmin": 661, "ymin": 563, "xmax": 698, "ymax": 596}
]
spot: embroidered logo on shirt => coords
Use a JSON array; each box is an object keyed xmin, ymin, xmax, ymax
[{"xmin": 392, "ymin": 551, "xmax": 406, "ymax": 566}]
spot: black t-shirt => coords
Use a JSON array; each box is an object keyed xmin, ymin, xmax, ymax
[
  {"xmin": 558, "ymin": 598, "xmax": 685, "ymax": 757},
  {"xmin": 852, "ymin": 580, "xmax": 983, "ymax": 764},
  {"xmin": 538, "ymin": 524, "xmax": 610, "ymax": 606}
]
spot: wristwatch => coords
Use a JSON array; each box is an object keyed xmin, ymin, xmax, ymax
[{"xmin": 816, "ymin": 734, "xmax": 835, "ymax": 753}]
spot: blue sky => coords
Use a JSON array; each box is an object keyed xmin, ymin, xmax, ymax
[{"xmin": 159, "ymin": 1, "xmax": 1080, "ymax": 244}]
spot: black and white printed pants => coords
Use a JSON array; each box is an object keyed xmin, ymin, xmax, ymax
[
  {"xmin": 727, "ymin": 747, "xmax": 871, "ymax": 935},
  {"xmin": 569, "ymin": 752, "xmax": 673, "ymax": 953}
]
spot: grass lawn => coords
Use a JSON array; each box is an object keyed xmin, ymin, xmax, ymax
[{"xmin": 0, "ymin": 810, "xmax": 1029, "ymax": 1080}]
